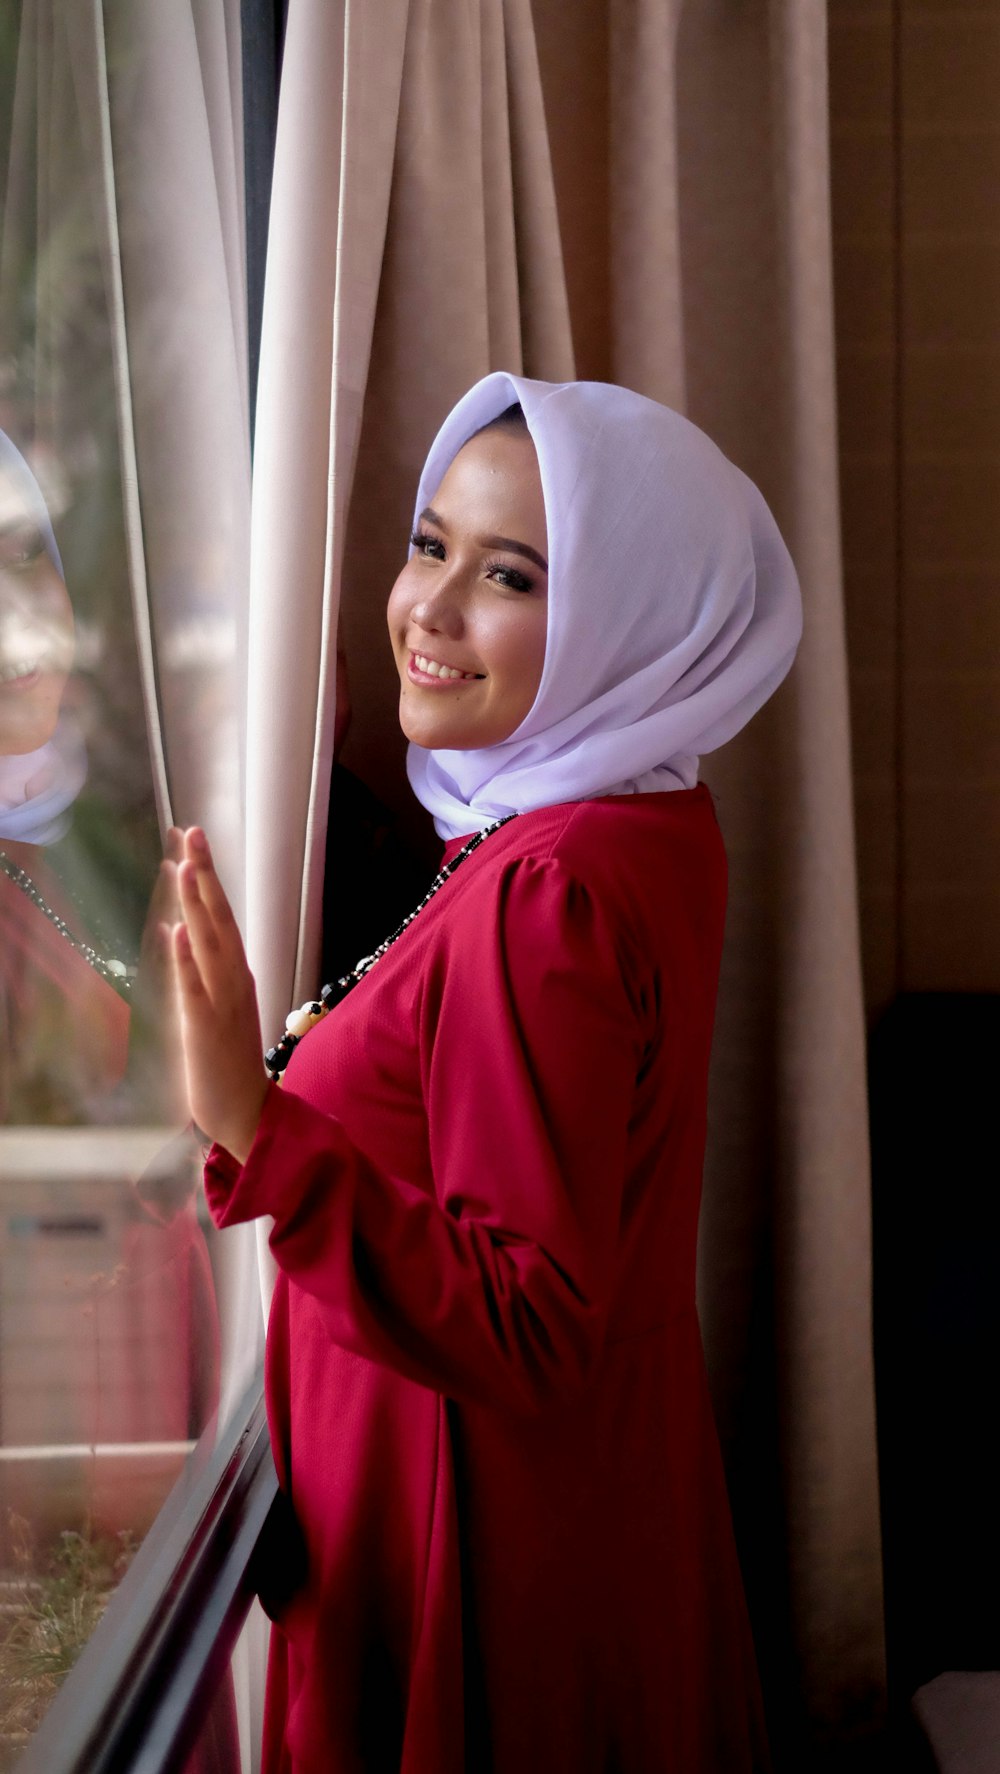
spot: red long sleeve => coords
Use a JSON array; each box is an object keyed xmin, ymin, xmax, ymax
[{"xmin": 204, "ymin": 855, "xmax": 647, "ymax": 1415}]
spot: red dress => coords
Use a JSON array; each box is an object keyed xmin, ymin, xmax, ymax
[{"xmin": 205, "ymin": 788, "xmax": 769, "ymax": 1773}]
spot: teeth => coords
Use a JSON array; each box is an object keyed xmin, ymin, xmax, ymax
[
  {"xmin": 414, "ymin": 654, "xmax": 474, "ymax": 681},
  {"xmin": 0, "ymin": 659, "xmax": 39, "ymax": 684}
]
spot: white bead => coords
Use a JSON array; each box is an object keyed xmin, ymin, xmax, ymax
[
  {"xmin": 106, "ymin": 959, "xmax": 127, "ymax": 976},
  {"xmin": 285, "ymin": 1004, "xmax": 318, "ymax": 1038}
]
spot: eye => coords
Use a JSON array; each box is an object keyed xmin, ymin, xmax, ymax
[
  {"xmin": 409, "ymin": 526, "xmax": 446, "ymax": 561},
  {"xmin": 0, "ymin": 524, "xmax": 47, "ymax": 571},
  {"xmin": 484, "ymin": 559, "xmax": 535, "ymax": 594}
]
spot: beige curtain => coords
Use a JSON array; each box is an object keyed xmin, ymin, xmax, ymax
[{"xmin": 254, "ymin": 0, "xmax": 884, "ymax": 1758}]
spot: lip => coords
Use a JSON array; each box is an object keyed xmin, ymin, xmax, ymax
[
  {"xmin": 0, "ymin": 666, "xmax": 42, "ymax": 692},
  {"xmin": 406, "ymin": 650, "xmax": 483, "ymax": 688}
]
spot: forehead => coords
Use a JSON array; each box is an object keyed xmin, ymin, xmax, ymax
[{"xmin": 430, "ymin": 427, "xmax": 546, "ymax": 536}]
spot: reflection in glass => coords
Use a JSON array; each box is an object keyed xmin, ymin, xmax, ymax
[{"xmin": 0, "ymin": 11, "xmax": 227, "ymax": 1758}]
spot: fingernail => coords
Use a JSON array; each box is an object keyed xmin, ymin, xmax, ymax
[{"xmin": 190, "ymin": 828, "xmax": 208, "ymax": 852}]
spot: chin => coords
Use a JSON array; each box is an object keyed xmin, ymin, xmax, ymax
[{"xmin": 400, "ymin": 718, "xmax": 471, "ymax": 752}]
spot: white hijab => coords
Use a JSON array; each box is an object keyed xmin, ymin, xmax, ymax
[
  {"xmin": 0, "ymin": 430, "xmax": 85, "ymax": 845},
  {"xmin": 406, "ymin": 374, "xmax": 803, "ymax": 841}
]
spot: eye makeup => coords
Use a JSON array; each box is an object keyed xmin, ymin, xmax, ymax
[{"xmin": 408, "ymin": 527, "xmax": 538, "ymax": 594}]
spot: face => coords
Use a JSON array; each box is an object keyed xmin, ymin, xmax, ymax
[
  {"xmin": 387, "ymin": 425, "xmax": 548, "ymax": 751},
  {"xmin": 0, "ymin": 466, "xmax": 75, "ymax": 755}
]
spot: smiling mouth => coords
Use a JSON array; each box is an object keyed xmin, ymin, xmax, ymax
[
  {"xmin": 408, "ymin": 651, "xmax": 485, "ymax": 684},
  {"xmin": 0, "ymin": 658, "xmax": 43, "ymax": 688}
]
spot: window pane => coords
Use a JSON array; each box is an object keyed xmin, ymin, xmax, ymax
[{"xmin": 0, "ymin": 6, "xmax": 247, "ymax": 1756}]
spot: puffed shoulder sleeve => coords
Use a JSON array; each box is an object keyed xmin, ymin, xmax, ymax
[{"xmin": 204, "ymin": 856, "xmax": 647, "ymax": 1414}]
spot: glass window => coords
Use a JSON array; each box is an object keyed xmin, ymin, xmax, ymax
[{"xmin": 0, "ymin": 6, "xmax": 255, "ymax": 1759}]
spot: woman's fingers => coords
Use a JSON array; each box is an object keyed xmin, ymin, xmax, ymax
[
  {"xmin": 184, "ymin": 828, "xmax": 237, "ymax": 930},
  {"xmin": 177, "ymin": 858, "xmax": 230, "ymax": 1006},
  {"xmin": 170, "ymin": 917, "xmax": 207, "ymax": 998},
  {"xmin": 166, "ymin": 834, "xmax": 268, "ymax": 1158},
  {"xmin": 176, "ymin": 829, "xmax": 256, "ymax": 1015}
]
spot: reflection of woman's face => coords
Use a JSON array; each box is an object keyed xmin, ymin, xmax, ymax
[{"xmin": 0, "ymin": 468, "xmax": 75, "ymax": 754}]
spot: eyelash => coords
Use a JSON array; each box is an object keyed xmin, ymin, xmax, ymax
[{"xmin": 408, "ymin": 527, "xmax": 535, "ymax": 595}]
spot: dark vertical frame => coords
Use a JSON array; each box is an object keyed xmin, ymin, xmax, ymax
[{"xmin": 241, "ymin": 0, "xmax": 287, "ymax": 439}]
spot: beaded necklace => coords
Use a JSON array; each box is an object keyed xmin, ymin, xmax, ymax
[
  {"xmin": 0, "ymin": 848, "xmax": 136, "ymax": 997},
  {"xmin": 265, "ymin": 811, "xmax": 518, "ymax": 1080}
]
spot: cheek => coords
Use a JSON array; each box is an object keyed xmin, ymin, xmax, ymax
[
  {"xmin": 46, "ymin": 580, "xmax": 75, "ymax": 662},
  {"xmin": 386, "ymin": 566, "xmax": 416, "ymax": 642},
  {"xmin": 1, "ymin": 569, "xmax": 74, "ymax": 658},
  {"xmin": 491, "ymin": 609, "xmax": 547, "ymax": 702}
]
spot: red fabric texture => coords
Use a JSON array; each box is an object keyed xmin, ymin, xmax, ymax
[{"xmin": 205, "ymin": 789, "xmax": 769, "ymax": 1773}]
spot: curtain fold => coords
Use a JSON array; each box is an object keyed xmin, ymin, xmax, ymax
[
  {"xmin": 669, "ymin": 0, "xmax": 884, "ymax": 1749},
  {"xmin": 607, "ymin": 0, "xmax": 686, "ymax": 405},
  {"xmin": 253, "ymin": 0, "xmax": 884, "ymax": 1758}
]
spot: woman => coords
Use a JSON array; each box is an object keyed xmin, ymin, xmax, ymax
[{"xmin": 171, "ymin": 374, "xmax": 802, "ymax": 1773}]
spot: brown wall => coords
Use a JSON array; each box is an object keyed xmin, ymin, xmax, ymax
[{"xmin": 830, "ymin": 0, "xmax": 1000, "ymax": 1014}]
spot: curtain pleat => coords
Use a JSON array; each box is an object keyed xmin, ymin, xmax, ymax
[
  {"xmin": 498, "ymin": 0, "xmax": 574, "ymax": 379},
  {"xmin": 670, "ymin": 0, "xmax": 885, "ymax": 1749},
  {"xmin": 607, "ymin": 0, "xmax": 686, "ymax": 405}
]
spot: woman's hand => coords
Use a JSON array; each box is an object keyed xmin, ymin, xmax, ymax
[{"xmin": 168, "ymin": 827, "xmax": 269, "ymax": 1164}]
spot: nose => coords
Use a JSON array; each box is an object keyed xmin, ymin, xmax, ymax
[{"xmin": 408, "ymin": 561, "xmax": 467, "ymax": 640}]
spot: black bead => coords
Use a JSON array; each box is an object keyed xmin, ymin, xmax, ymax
[
  {"xmin": 321, "ymin": 977, "xmax": 355, "ymax": 1010},
  {"xmin": 265, "ymin": 1032, "xmax": 299, "ymax": 1076}
]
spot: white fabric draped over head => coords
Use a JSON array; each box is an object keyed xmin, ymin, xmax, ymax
[
  {"xmin": 406, "ymin": 374, "xmax": 803, "ymax": 841},
  {"xmin": 0, "ymin": 429, "xmax": 85, "ymax": 844}
]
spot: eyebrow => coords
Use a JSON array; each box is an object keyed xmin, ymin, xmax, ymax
[{"xmin": 419, "ymin": 506, "xmax": 548, "ymax": 574}]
